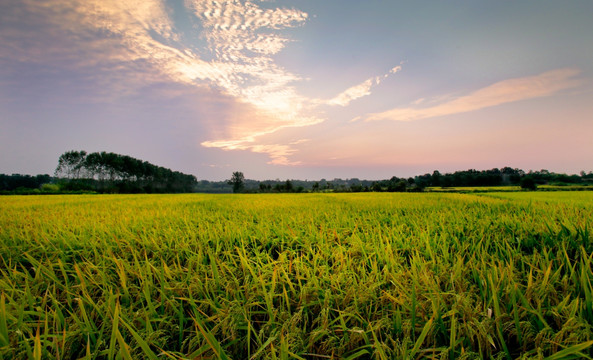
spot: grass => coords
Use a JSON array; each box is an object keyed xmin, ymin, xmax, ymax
[
  {"xmin": 0, "ymin": 192, "xmax": 592, "ymax": 359},
  {"xmin": 427, "ymin": 185, "xmax": 593, "ymax": 193},
  {"xmin": 426, "ymin": 186, "xmax": 522, "ymax": 192}
]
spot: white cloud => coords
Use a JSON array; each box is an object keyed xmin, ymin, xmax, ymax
[
  {"xmin": 2, "ymin": 0, "xmax": 406, "ymax": 165},
  {"xmin": 203, "ymin": 163, "xmax": 230, "ymax": 168},
  {"xmin": 6, "ymin": 0, "xmax": 325, "ymax": 162},
  {"xmin": 364, "ymin": 68, "xmax": 581, "ymax": 122},
  {"xmin": 214, "ymin": 138, "xmax": 311, "ymax": 166},
  {"xmin": 251, "ymin": 144, "xmax": 302, "ymax": 165},
  {"xmin": 180, "ymin": 0, "xmax": 329, "ymax": 159},
  {"xmin": 326, "ymin": 65, "xmax": 402, "ymax": 106},
  {"xmin": 201, "ymin": 140, "xmax": 304, "ymax": 165},
  {"xmin": 327, "ymin": 78, "xmax": 376, "ymax": 107}
]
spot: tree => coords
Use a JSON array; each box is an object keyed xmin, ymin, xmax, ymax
[
  {"xmin": 53, "ymin": 149, "xmax": 197, "ymax": 193},
  {"xmin": 520, "ymin": 176, "xmax": 537, "ymax": 191},
  {"xmin": 55, "ymin": 150, "xmax": 87, "ymax": 179},
  {"xmin": 259, "ymin": 183, "xmax": 271, "ymax": 192},
  {"xmin": 228, "ymin": 171, "xmax": 245, "ymax": 193},
  {"xmin": 284, "ymin": 180, "xmax": 293, "ymax": 192},
  {"xmin": 391, "ymin": 180, "xmax": 408, "ymax": 192},
  {"xmin": 312, "ymin": 182, "xmax": 320, "ymax": 192},
  {"xmin": 431, "ymin": 170, "xmax": 442, "ymax": 186}
]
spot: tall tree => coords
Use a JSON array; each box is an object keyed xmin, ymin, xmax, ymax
[
  {"xmin": 55, "ymin": 150, "xmax": 87, "ymax": 179},
  {"xmin": 228, "ymin": 172, "xmax": 245, "ymax": 193},
  {"xmin": 54, "ymin": 150, "xmax": 197, "ymax": 193}
]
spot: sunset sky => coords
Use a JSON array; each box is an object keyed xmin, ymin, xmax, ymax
[{"xmin": 1, "ymin": 0, "xmax": 592, "ymax": 180}]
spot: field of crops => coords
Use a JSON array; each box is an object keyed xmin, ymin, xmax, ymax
[{"xmin": 1, "ymin": 192, "xmax": 592, "ymax": 359}]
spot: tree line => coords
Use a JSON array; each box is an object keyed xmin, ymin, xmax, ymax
[
  {"xmin": 53, "ymin": 150, "xmax": 197, "ymax": 193},
  {"xmin": 0, "ymin": 174, "xmax": 52, "ymax": 194},
  {"xmin": 222, "ymin": 167, "xmax": 593, "ymax": 193},
  {"xmin": 0, "ymin": 150, "xmax": 197, "ymax": 194},
  {"xmin": 3, "ymin": 159, "xmax": 593, "ymax": 194}
]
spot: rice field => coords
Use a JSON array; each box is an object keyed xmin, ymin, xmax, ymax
[{"xmin": 1, "ymin": 192, "xmax": 592, "ymax": 359}]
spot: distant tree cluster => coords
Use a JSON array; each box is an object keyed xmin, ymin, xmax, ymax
[
  {"xmin": 257, "ymin": 180, "xmax": 305, "ymax": 193},
  {"xmin": 3, "ymin": 161, "xmax": 593, "ymax": 195},
  {"xmin": 54, "ymin": 150, "xmax": 197, "ymax": 193},
  {"xmin": 408, "ymin": 167, "xmax": 522, "ymax": 188},
  {"xmin": 225, "ymin": 173, "xmax": 307, "ymax": 193},
  {"xmin": 0, "ymin": 174, "xmax": 51, "ymax": 194},
  {"xmin": 194, "ymin": 180, "xmax": 233, "ymax": 193},
  {"xmin": 368, "ymin": 176, "xmax": 421, "ymax": 192},
  {"xmin": 369, "ymin": 168, "xmax": 593, "ymax": 192},
  {"xmin": 212, "ymin": 167, "xmax": 593, "ymax": 194},
  {"xmin": 412, "ymin": 167, "xmax": 593, "ymax": 189}
]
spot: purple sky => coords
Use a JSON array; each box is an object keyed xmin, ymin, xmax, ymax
[{"xmin": 1, "ymin": 1, "xmax": 592, "ymax": 180}]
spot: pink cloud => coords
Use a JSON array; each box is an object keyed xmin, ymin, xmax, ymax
[
  {"xmin": 364, "ymin": 68, "xmax": 582, "ymax": 122},
  {"xmin": 325, "ymin": 66, "xmax": 402, "ymax": 106}
]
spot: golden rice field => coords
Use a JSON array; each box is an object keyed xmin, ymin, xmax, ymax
[{"xmin": 1, "ymin": 192, "xmax": 592, "ymax": 359}]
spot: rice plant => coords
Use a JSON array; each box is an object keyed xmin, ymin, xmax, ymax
[{"xmin": 0, "ymin": 192, "xmax": 592, "ymax": 359}]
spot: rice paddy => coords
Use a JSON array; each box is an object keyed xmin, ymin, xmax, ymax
[{"xmin": 1, "ymin": 192, "xmax": 592, "ymax": 359}]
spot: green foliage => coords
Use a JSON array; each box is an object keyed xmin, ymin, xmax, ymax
[
  {"xmin": 53, "ymin": 150, "xmax": 197, "ymax": 193},
  {"xmin": 228, "ymin": 171, "xmax": 245, "ymax": 193},
  {"xmin": 1, "ymin": 193, "xmax": 593, "ymax": 359},
  {"xmin": 55, "ymin": 150, "xmax": 87, "ymax": 179},
  {"xmin": 5, "ymin": 167, "xmax": 593, "ymax": 195},
  {"xmin": 40, "ymin": 183, "xmax": 60, "ymax": 193},
  {"xmin": 0, "ymin": 174, "xmax": 51, "ymax": 192},
  {"xmin": 521, "ymin": 176, "xmax": 538, "ymax": 190}
]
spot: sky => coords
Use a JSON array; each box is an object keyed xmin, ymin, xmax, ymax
[{"xmin": 1, "ymin": 0, "xmax": 592, "ymax": 181}]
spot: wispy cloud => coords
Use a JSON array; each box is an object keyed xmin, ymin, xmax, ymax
[
  {"xmin": 203, "ymin": 163, "xmax": 230, "ymax": 168},
  {"xmin": 364, "ymin": 68, "xmax": 582, "ymax": 122},
  {"xmin": 202, "ymin": 140, "xmax": 305, "ymax": 165},
  {"xmin": 251, "ymin": 143, "xmax": 303, "ymax": 165},
  {"xmin": 326, "ymin": 66, "xmax": 401, "ymax": 106},
  {"xmin": 184, "ymin": 1, "xmax": 328, "ymax": 156},
  {"xmin": 190, "ymin": 0, "xmax": 307, "ymax": 59},
  {"xmin": 2, "ymin": 0, "xmax": 404, "ymax": 165},
  {"xmin": 5, "ymin": 0, "xmax": 203, "ymax": 95},
  {"xmin": 4, "ymin": 0, "xmax": 327, "ymax": 161}
]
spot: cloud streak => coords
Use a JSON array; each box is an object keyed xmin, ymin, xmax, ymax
[
  {"xmin": 185, "ymin": 0, "xmax": 329, "ymax": 158},
  {"xmin": 12, "ymin": 0, "xmax": 544, "ymax": 167},
  {"xmin": 326, "ymin": 66, "xmax": 401, "ymax": 106},
  {"xmin": 4, "ymin": 0, "xmax": 331, "ymax": 162},
  {"xmin": 201, "ymin": 139, "xmax": 305, "ymax": 165},
  {"xmin": 364, "ymin": 68, "xmax": 582, "ymax": 122}
]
